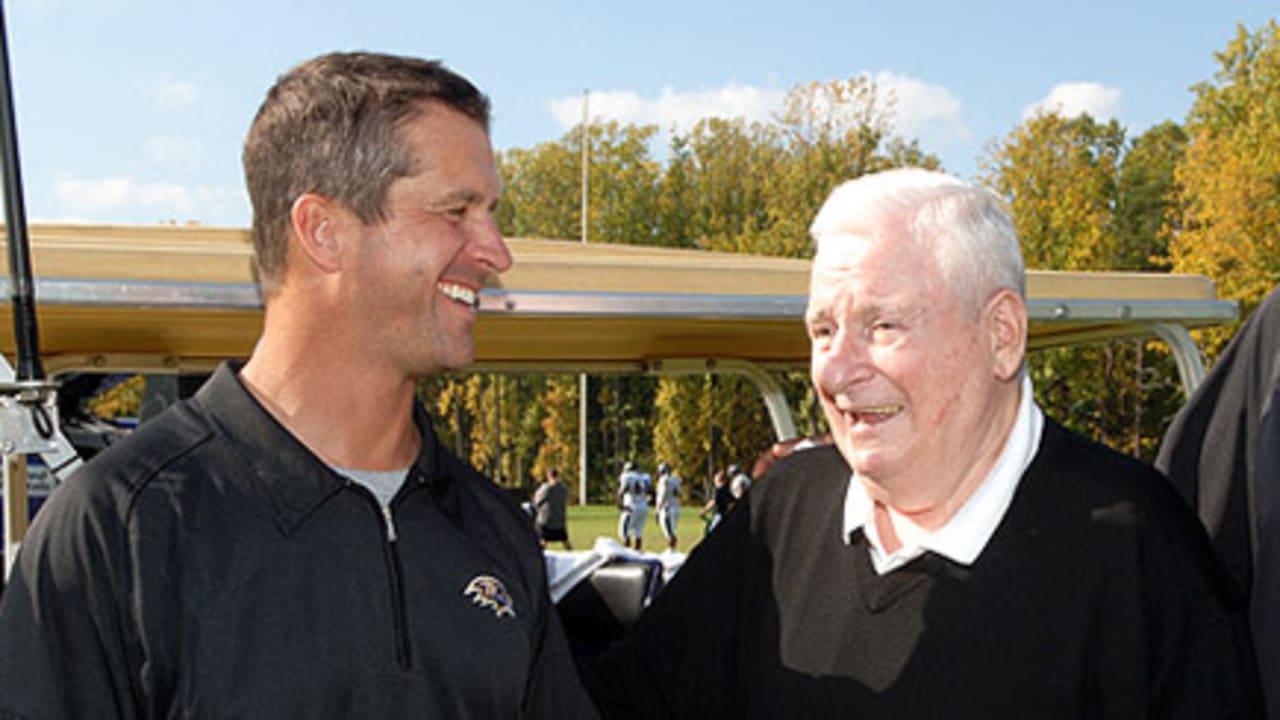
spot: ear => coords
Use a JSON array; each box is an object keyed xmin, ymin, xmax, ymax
[
  {"xmin": 288, "ymin": 192, "xmax": 345, "ymax": 274},
  {"xmin": 983, "ymin": 289, "xmax": 1027, "ymax": 381}
]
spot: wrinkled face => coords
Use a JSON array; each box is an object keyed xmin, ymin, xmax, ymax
[
  {"xmin": 806, "ymin": 229, "xmax": 1008, "ymax": 511},
  {"xmin": 349, "ymin": 103, "xmax": 510, "ymax": 376}
]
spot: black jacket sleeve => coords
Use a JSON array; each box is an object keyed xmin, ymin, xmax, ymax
[
  {"xmin": 521, "ymin": 545, "xmax": 602, "ymax": 720},
  {"xmin": 0, "ymin": 472, "xmax": 142, "ymax": 719},
  {"xmin": 580, "ymin": 498, "xmax": 752, "ymax": 719}
]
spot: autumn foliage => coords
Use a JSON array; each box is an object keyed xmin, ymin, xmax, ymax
[{"xmin": 420, "ymin": 20, "xmax": 1279, "ymax": 496}]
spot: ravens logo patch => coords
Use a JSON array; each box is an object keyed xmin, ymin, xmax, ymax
[{"xmin": 462, "ymin": 575, "xmax": 516, "ymax": 618}]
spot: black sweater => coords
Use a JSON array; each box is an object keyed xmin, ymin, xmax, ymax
[{"xmin": 584, "ymin": 419, "xmax": 1263, "ymax": 719}]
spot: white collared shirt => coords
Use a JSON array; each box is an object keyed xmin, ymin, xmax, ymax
[{"xmin": 842, "ymin": 376, "xmax": 1045, "ymax": 575}]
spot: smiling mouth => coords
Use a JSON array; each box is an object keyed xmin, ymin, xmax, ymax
[
  {"xmin": 438, "ymin": 282, "xmax": 479, "ymax": 309},
  {"xmin": 844, "ymin": 404, "xmax": 903, "ymax": 424}
]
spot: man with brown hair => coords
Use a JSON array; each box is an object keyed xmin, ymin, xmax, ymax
[{"xmin": 0, "ymin": 52, "xmax": 597, "ymax": 719}]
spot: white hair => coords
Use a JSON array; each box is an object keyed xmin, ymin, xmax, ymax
[{"xmin": 809, "ymin": 168, "xmax": 1024, "ymax": 314}]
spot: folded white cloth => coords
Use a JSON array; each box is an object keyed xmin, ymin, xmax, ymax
[{"xmin": 544, "ymin": 537, "xmax": 686, "ymax": 603}]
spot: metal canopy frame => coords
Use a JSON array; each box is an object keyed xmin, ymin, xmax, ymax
[{"xmin": 0, "ymin": 274, "xmax": 1238, "ymax": 447}]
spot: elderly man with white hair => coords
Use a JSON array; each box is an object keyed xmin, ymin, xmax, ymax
[{"xmin": 582, "ymin": 168, "xmax": 1263, "ymax": 718}]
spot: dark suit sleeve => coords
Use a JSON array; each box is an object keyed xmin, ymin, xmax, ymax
[{"xmin": 1156, "ymin": 287, "xmax": 1280, "ymax": 719}]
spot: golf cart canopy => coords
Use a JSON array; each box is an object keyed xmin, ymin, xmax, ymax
[{"xmin": 0, "ymin": 223, "xmax": 1236, "ymax": 438}]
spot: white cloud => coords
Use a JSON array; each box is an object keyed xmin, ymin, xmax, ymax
[
  {"xmin": 1023, "ymin": 82, "xmax": 1122, "ymax": 122},
  {"xmin": 53, "ymin": 175, "xmax": 245, "ymax": 224},
  {"xmin": 550, "ymin": 84, "xmax": 785, "ymax": 133},
  {"xmin": 142, "ymin": 75, "xmax": 200, "ymax": 111},
  {"xmin": 549, "ymin": 73, "xmax": 968, "ymax": 151},
  {"xmin": 143, "ymin": 135, "xmax": 206, "ymax": 173},
  {"xmin": 873, "ymin": 71, "xmax": 970, "ymax": 148}
]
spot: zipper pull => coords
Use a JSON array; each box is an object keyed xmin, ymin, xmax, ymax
[{"xmin": 382, "ymin": 505, "xmax": 398, "ymax": 542}]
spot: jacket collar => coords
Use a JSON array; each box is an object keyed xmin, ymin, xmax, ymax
[{"xmin": 193, "ymin": 361, "xmax": 460, "ymax": 535}]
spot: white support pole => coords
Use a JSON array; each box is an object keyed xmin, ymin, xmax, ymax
[
  {"xmin": 578, "ymin": 374, "xmax": 588, "ymax": 505},
  {"xmin": 577, "ymin": 89, "xmax": 590, "ymax": 506},
  {"xmin": 1150, "ymin": 322, "xmax": 1208, "ymax": 399},
  {"xmin": 4, "ymin": 451, "xmax": 27, "ymax": 580},
  {"xmin": 718, "ymin": 359, "xmax": 798, "ymax": 441}
]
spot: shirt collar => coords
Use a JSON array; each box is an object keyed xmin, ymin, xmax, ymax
[
  {"xmin": 842, "ymin": 375, "xmax": 1044, "ymax": 573},
  {"xmin": 193, "ymin": 361, "xmax": 459, "ymax": 534}
]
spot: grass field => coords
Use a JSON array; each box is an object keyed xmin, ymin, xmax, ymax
[{"xmin": 556, "ymin": 503, "xmax": 711, "ymax": 554}]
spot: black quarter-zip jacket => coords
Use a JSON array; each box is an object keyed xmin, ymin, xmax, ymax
[{"xmin": 0, "ymin": 363, "xmax": 599, "ymax": 720}]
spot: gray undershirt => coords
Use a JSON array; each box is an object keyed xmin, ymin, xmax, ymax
[{"xmin": 336, "ymin": 466, "xmax": 411, "ymax": 508}]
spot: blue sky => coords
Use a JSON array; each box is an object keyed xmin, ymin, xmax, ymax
[{"xmin": 4, "ymin": 0, "xmax": 1275, "ymax": 227}]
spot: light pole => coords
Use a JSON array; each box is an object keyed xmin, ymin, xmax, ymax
[{"xmin": 578, "ymin": 89, "xmax": 590, "ymax": 506}]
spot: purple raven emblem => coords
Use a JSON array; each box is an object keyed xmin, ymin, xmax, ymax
[{"xmin": 463, "ymin": 575, "xmax": 516, "ymax": 618}]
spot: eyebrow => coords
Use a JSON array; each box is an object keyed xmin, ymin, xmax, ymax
[
  {"xmin": 805, "ymin": 298, "xmax": 915, "ymax": 326},
  {"xmin": 804, "ymin": 306, "xmax": 830, "ymax": 327},
  {"xmin": 429, "ymin": 187, "xmax": 501, "ymax": 213},
  {"xmin": 433, "ymin": 188, "xmax": 487, "ymax": 206}
]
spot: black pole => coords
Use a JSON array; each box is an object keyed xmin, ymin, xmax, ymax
[{"xmin": 0, "ymin": 0, "xmax": 43, "ymax": 381}]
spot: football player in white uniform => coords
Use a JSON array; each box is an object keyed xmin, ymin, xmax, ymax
[
  {"xmin": 617, "ymin": 461, "xmax": 651, "ymax": 550},
  {"xmin": 654, "ymin": 462, "xmax": 682, "ymax": 550}
]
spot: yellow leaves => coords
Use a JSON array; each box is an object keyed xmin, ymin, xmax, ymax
[
  {"xmin": 778, "ymin": 76, "xmax": 890, "ymax": 149},
  {"xmin": 985, "ymin": 112, "xmax": 1125, "ymax": 272},
  {"xmin": 651, "ymin": 374, "xmax": 780, "ymax": 488},
  {"xmin": 1169, "ymin": 20, "xmax": 1280, "ymax": 354},
  {"xmin": 652, "ymin": 377, "xmax": 704, "ymax": 483},
  {"xmin": 534, "ymin": 376, "xmax": 579, "ymax": 484},
  {"xmin": 985, "ymin": 104, "xmax": 1187, "ymax": 460}
]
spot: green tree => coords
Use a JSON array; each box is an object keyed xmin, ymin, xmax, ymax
[
  {"xmin": 476, "ymin": 75, "xmax": 947, "ymax": 494},
  {"xmin": 984, "ymin": 111, "xmax": 1186, "ymax": 459},
  {"xmin": 651, "ymin": 375, "xmax": 722, "ymax": 498},
  {"xmin": 652, "ymin": 376, "xmax": 702, "ymax": 496},
  {"xmin": 712, "ymin": 375, "xmax": 777, "ymax": 478},
  {"xmin": 1117, "ymin": 121, "xmax": 1187, "ymax": 271},
  {"xmin": 534, "ymin": 375, "xmax": 581, "ymax": 499},
  {"xmin": 495, "ymin": 141, "xmax": 579, "ymax": 239},
  {"xmin": 660, "ymin": 117, "xmax": 781, "ymax": 253},
  {"xmin": 422, "ymin": 375, "xmax": 470, "ymax": 460},
  {"xmin": 583, "ymin": 122, "xmax": 664, "ymax": 246},
  {"xmin": 590, "ymin": 375, "xmax": 658, "ymax": 501},
  {"xmin": 764, "ymin": 77, "xmax": 891, "ymax": 256},
  {"xmin": 1115, "ymin": 121, "xmax": 1193, "ymax": 455},
  {"xmin": 498, "ymin": 121, "xmax": 663, "ymax": 246},
  {"xmin": 1167, "ymin": 20, "xmax": 1280, "ymax": 354},
  {"xmin": 985, "ymin": 112, "xmax": 1126, "ymax": 271},
  {"xmin": 462, "ymin": 375, "xmax": 554, "ymax": 492},
  {"xmin": 663, "ymin": 76, "xmax": 941, "ymax": 260}
]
